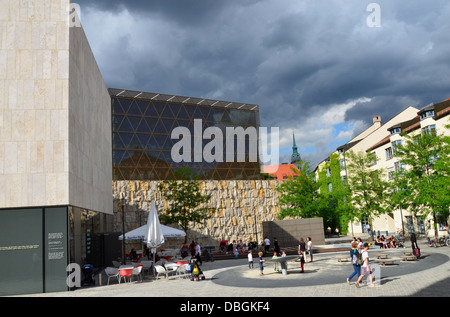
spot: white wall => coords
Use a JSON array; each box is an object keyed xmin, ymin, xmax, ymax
[
  {"xmin": 68, "ymin": 23, "xmax": 112, "ymax": 214},
  {"xmin": 0, "ymin": 0, "xmax": 112, "ymax": 214}
]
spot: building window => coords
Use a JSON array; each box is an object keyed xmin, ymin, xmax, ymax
[
  {"xmin": 392, "ymin": 140, "xmax": 402, "ymax": 155},
  {"xmin": 422, "ymin": 124, "xmax": 436, "ymax": 135},
  {"xmin": 326, "ymin": 167, "xmax": 331, "ymax": 177},
  {"xmin": 386, "ymin": 147, "xmax": 393, "ymax": 160},
  {"xmin": 420, "ymin": 110, "xmax": 434, "ymax": 120},
  {"xmin": 390, "ymin": 127, "xmax": 401, "ymax": 135},
  {"xmin": 388, "ymin": 168, "xmax": 395, "ymax": 180},
  {"xmin": 339, "ymin": 158, "xmax": 345, "ymax": 169},
  {"xmin": 328, "ymin": 182, "xmax": 332, "ymax": 192},
  {"xmin": 406, "ymin": 216, "xmax": 415, "ymax": 234},
  {"xmin": 394, "ymin": 161, "xmax": 405, "ymax": 173}
]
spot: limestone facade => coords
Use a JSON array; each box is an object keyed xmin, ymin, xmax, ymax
[
  {"xmin": 112, "ymin": 180, "xmax": 282, "ymax": 247},
  {"xmin": 0, "ymin": 0, "xmax": 112, "ymax": 214}
]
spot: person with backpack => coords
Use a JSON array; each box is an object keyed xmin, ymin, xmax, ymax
[
  {"xmin": 347, "ymin": 242, "xmax": 361, "ymax": 285},
  {"xmin": 355, "ymin": 243, "xmax": 376, "ymax": 288}
]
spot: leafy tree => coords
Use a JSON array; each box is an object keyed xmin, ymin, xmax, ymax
[
  {"xmin": 345, "ymin": 150, "xmax": 389, "ymax": 241},
  {"xmin": 393, "ymin": 127, "xmax": 450, "ymax": 239},
  {"xmin": 158, "ymin": 168, "xmax": 215, "ymax": 240},
  {"xmin": 276, "ymin": 160, "xmax": 320, "ymax": 219}
]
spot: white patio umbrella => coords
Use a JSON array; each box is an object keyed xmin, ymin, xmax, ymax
[
  {"xmin": 145, "ymin": 201, "xmax": 165, "ymax": 276},
  {"xmin": 118, "ymin": 224, "xmax": 186, "ymax": 240},
  {"xmin": 144, "ymin": 200, "xmax": 165, "ymax": 254}
]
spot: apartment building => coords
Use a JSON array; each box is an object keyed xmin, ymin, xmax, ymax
[{"xmin": 315, "ymin": 99, "xmax": 449, "ymax": 238}]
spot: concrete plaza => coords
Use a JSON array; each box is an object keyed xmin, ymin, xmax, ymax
[{"xmin": 19, "ymin": 237, "xmax": 450, "ymax": 299}]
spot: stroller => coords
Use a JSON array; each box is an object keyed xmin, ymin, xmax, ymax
[
  {"xmin": 188, "ymin": 258, "xmax": 205, "ymax": 281},
  {"xmin": 81, "ymin": 264, "xmax": 95, "ymax": 286}
]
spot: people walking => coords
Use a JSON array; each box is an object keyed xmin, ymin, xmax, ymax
[
  {"xmin": 273, "ymin": 237, "xmax": 281, "ymax": 256},
  {"xmin": 411, "ymin": 233, "xmax": 420, "ymax": 259},
  {"xmin": 248, "ymin": 250, "xmax": 254, "ymax": 269},
  {"xmin": 355, "ymin": 243, "xmax": 376, "ymax": 288},
  {"xmin": 347, "ymin": 242, "xmax": 361, "ymax": 285},
  {"xmin": 264, "ymin": 236, "xmax": 270, "ymax": 255},
  {"xmin": 258, "ymin": 251, "xmax": 265, "ymax": 275},
  {"xmin": 195, "ymin": 241, "xmax": 202, "ymax": 265},
  {"xmin": 298, "ymin": 238, "xmax": 306, "ymax": 260},
  {"xmin": 307, "ymin": 237, "xmax": 313, "ymax": 262}
]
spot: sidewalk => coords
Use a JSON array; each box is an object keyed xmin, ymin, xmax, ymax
[{"xmin": 18, "ymin": 237, "xmax": 450, "ymax": 298}]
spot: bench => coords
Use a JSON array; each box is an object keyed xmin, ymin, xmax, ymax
[
  {"xmin": 375, "ymin": 258, "xmax": 399, "ymax": 266},
  {"xmin": 336, "ymin": 256, "xmax": 351, "ymax": 262},
  {"xmin": 375, "ymin": 254, "xmax": 389, "ymax": 259},
  {"xmin": 401, "ymin": 255, "xmax": 417, "ymax": 261}
]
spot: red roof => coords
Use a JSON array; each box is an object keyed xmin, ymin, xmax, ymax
[{"xmin": 262, "ymin": 164, "xmax": 299, "ymax": 180}]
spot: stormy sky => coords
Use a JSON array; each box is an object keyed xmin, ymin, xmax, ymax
[{"xmin": 74, "ymin": 0, "xmax": 450, "ymax": 166}]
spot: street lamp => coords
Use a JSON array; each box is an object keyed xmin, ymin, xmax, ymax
[{"xmin": 121, "ymin": 193, "xmax": 127, "ymax": 265}]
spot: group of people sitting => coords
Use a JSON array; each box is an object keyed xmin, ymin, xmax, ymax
[
  {"xmin": 219, "ymin": 239, "xmax": 250, "ymax": 257},
  {"xmin": 374, "ymin": 235, "xmax": 397, "ymax": 249}
]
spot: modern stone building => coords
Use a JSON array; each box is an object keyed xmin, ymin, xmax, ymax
[
  {"xmin": 0, "ymin": 0, "xmax": 281, "ymax": 296},
  {"xmin": 0, "ymin": 1, "xmax": 113, "ymax": 295}
]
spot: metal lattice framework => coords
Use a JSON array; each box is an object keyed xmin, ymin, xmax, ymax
[{"xmin": 110, "ymin": 88, "xmax": 261, "ymax": 180}]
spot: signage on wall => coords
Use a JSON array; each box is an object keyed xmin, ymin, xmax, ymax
[{"xmin": 47, "ymin": 232, "xmax": 65, "ymax": 260}]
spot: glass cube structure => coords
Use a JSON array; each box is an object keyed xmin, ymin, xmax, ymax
[{"xmin": 110, "ymin": 89, "xmax": 261, "ymax": 180}]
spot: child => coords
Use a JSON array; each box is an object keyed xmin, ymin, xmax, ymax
[
  {"xmin": 272, "ymin": 251, "xmax": 279, "ymax": 271},
  {"xmin": 248, "ymin": 250, "xmax": 254, "ymax": 269},
  {"xmin": 298, "ymin": 251, "xmax": 305, "ymax": 273},
  {"xmin": 258, "ymin": 251, "xmax": 265, "ymax": 275}
]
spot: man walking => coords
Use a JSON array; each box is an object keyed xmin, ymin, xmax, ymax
[
  {"xmin": 264, "ymin": 236, "xmax": 270, "ymax": 255},
  {"xmin": 195, "ymin": 241, "xmax": 203, "ymax": 265}
]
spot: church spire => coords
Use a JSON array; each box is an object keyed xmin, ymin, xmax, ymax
[{"xmin": 291, "ymin": 130, "xmax": 301, "ymax": 164}]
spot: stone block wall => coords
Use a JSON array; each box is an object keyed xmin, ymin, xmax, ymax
[
  {"xmin": 262, "ymin": 217, "xmax": 325, "ymax": 249},
  {"xmin": 112, "ymin": 180, "xmax": 283, "ymax": 248}
]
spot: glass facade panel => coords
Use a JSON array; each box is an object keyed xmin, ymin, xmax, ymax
[
  {"xmin": 44, "ymin": 207, "xmax": 68, "ymax": 293},
  {"xmin": 0, "ymin": 209, "xmax": 43, "ymax": 296},
  {"xmin": 0, "ymin": 207, "xmax": 69, "ymax": 295},
  {"xmin": 110, "ymin": 90, "xmax": 261, "ymax": 180}
]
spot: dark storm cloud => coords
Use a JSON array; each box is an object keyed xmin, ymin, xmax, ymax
[
  {"xmin": 75, "ymin": 0, "xmax": 258, "ymax": 27},
  {"xmin": 75, "ymin": 0, "xmax": 450, "ymax": 166}
]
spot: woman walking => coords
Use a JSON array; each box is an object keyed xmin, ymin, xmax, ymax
[
  {"xmin": 307, "ymin": 237, "xmax": 313, "ymax": 262},
  {"xmin": 347, "ymin": 242, "xmax": 361, "ymax": 285},
  {"xmin": 411, "ymin": 233, "xmax": 420, "ymax": 259},
  {"xmin": 355, "ymin": 243, "xmax": 376, "ymax": 288}
]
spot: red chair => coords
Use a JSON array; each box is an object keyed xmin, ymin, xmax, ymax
[{"xmin": 118, "ymin": 268, "xmax": 133, "ymax": 283}]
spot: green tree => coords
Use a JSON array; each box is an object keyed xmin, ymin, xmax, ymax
[
  {"xmin": 158, "ymin": 168, "xmax": 215, "ymax": 240},
  {"xmin": 346, "ymin": 150, "xmax": 389, "ymax": 240},
  {"xmin": 276, "ymin": 160, "xmax": 320, "ymax": 219},
  {"xmin": 393, "ymin": 127, "xmax": 450, "ymax": 239}
]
